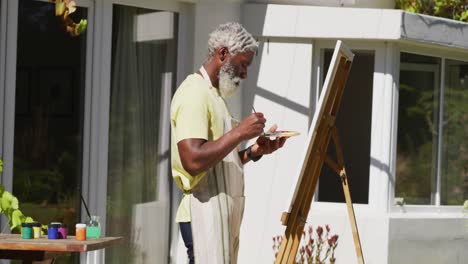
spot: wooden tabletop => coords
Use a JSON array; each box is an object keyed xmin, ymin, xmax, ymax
[{"xmin": 0, "ymin": 234, "xmax": 123, "ymax": 253}]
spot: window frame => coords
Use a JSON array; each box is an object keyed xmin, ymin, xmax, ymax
[{"xmin": 392, "ymin": 44, "xmax": 468, "ymax": 214}]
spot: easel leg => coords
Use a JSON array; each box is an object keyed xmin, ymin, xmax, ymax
[
  {"xmin": 340, "ymin": 170, "xmax": 365, "ymax": 264},
  {"xmin": 331, "ymin": 127, "xmax": 365, "ymax": 264}
]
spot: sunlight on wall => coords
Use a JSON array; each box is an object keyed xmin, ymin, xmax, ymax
[
  {"xmin": 240, "ymin": 40, "xmax": 314, "ymax": 263},
  {"xmin": 257, "ymin": 41, "xmax": 312, "ymax": 108}
]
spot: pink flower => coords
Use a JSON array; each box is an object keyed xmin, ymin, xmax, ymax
[
  {"xmin": 328, "ymin": 234, "xmax": 339, "ymax": 246},
  {"xmin": 305, "ymin": 246, "xmax": 312, "ymax": 257},
  {"xmin": 316, "ymin": 226, "xmax": 323, "ymax": 237},
  {"xmin": 326, "ymin": 225, "xmax": 330, "ymax": 233}
]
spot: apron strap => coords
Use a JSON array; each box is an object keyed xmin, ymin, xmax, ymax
[{"xmin": 199, "ymin": 66, "xmax": 213, "ymax": 87}]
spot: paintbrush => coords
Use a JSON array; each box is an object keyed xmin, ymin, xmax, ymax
[{"xmin": 252, "ymin": 106, "xmax": 265, "ymax": 135}]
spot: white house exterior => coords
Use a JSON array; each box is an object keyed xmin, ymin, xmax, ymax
[{"xmin": 1, "ymin": 0, "xmax": 467, "ymax": 264}]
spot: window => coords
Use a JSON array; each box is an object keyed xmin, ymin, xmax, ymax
[
  {"xmin": 396, "ymin": 52, "xmax": 468, "ymax": 206},
  {"xmin": 318, "ymin": 50, "xmax": 374, "ymax": 204},
  {"xmin": 13, "ymin": 0, "xmax": 89, "ymax": 263}
]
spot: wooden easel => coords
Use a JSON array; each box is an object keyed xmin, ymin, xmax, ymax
[{"xmin": 275, "ymin": 42, "xmax": 364, "ymax": 264}]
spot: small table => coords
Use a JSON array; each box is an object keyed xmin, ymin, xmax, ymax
[{"xmin": 0, "ymin": 234, "xmax": 123, "ymax": 264}]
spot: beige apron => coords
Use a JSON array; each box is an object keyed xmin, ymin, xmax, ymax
[{"xmin": 190, "ymin": 68, "xmax": 245, "ymax": 264}]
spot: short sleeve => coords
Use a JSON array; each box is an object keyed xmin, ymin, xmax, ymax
[{"xmin": 172, "ymin": 86, "xmax": 211, "ymax": 142}]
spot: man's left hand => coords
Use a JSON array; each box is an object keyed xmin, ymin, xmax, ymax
[{"xmin": 251, "ymin": 124, "xmax": 287, "ymax": 157}]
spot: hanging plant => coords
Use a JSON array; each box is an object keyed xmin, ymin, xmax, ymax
[{"xmin": 50, "ymin": 0, "xmax": 87, "ymax": 37}]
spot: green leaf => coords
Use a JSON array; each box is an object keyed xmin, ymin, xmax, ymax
[
  {"xmin": 407, "ymin": 7, "xmax": 417, "ymax": 13},
  {"xmin": 78, "ymin": 19, "xmax": 88, "ymax": 34},
  {"xmin": 460, "ymin": 10, "xmax": 468, "ymax": 22},
  {"xmin": 11, "ymin": 196, "xmax": 19, "ymax": 210},
  {"xmin": 1, "ymin": 191, "xmax": 14, "ymax": 211},
  {"xmin": 25, "ymin": 217, "xmax": 34, "ymax": 223},
  {"xmin": 10, "ymin": 209, "xmax": 25, "ymax": 231},
  {"xmin": 1, "ymin": 191, "xmax": 14, "ymax": 202}
]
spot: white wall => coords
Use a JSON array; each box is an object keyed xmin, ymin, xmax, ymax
[
  {"xmin": 388, "ymin": 217, "xmax": 468, "ymax": 264},
  {"xmin": 245, "ymin": 0, "xmax": 395, "ymax": 9},
  {"xmin": 243, "ymin": 4, "xmax": 402, "ymax": 40},
  {"xmin": 239, "ymin": 39, "xmax": 316, "ymax": 263}
]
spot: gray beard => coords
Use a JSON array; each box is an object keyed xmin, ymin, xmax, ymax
[{"xmin": 218, "ymin": 63, "xmax": 241, "ymax": 98}]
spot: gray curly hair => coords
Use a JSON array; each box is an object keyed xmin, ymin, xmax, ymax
[{"xmin": 207, "ymin": 22, "xmax": 258, "ymax": 59}]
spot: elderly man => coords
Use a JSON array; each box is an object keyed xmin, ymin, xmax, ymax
[{"xmin": 171, "ymin": 22, "xmax": 286, "ymax": 264}]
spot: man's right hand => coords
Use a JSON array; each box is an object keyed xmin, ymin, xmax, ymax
[{"xmin": 235, "ymin": 113, "xmax": 266, "ymax": 140}]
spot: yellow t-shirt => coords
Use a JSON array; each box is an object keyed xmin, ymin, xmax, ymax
[{"xmin": 170, "ymin": 73, "xmax": 230, "ymax": 222}]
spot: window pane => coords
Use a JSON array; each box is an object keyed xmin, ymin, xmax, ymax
[
  {"xmin": 440, "ymin": 59, "xmax": 468, "ymax": 205},
  {"xmin": 13, "ymin": 0, "xmax": 87, "ymax": 263},
  {"xmin": 106, "ymin": 5, "xmax": 177, "ymax": 263},
  {"xmin": 396, "ymin": 53, "xmax": 441, "ymax": 205},
  {"xmin": 318, "ymin": 50, "xmax": 374, "ymax": 204}
]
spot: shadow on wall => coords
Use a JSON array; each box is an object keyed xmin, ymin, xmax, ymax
[{"xmin": 239, "ymin": 4, "xmax": 320, "ymax": 263}]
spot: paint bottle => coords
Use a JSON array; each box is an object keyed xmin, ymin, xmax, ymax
[
  {"xmin": 58, "ymin": 224, "xmax": 67, "ymax": 239},
  {"xmin": 31, "ymin": 222, "xmax": 41, "ymax": 238},
  {"xmin": 21, "ymin": 223, "xmax": 33, "ymax": 239},
  {"xmin": 48, "ymin": 223, "xmax": 60, "ymax": 239},
  {"xmin": 76, "ymin": 223, "xmax": 86, "ymax": 241},
  {"xmin": 86, "ymin": 216, "xmax": 101, "ymax": 238}
]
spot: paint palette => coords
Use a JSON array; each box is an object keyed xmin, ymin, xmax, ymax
[{"xmin": 262, "ymin": 130, "xmax": 300, "ymax": 138}]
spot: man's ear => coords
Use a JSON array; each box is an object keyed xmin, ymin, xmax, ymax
[{"xmin": 219, "ymin": 47, "xmax": 229, "ymax": 62}]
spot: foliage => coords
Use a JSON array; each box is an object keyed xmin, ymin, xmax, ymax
[
  {"xmin": 395, "ymin": 0, "xmax": 468, "ymax": 22},
  {"xmin": 50, "ymin": 0, "xmax": 87, "ymax": 37},
  {"xmin": 273, "ymin": 225, "xmax": 339, "ymax": 264},
  {"xmin": 0, "ymin": 160, "xmax": 45, "ymax": 232}
]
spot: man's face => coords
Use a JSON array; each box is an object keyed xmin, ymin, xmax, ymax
[{"xmin": 218, "ymin": 51, "xmax": 254, "ymax": 98}]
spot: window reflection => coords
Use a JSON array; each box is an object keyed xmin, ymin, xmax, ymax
[
  {"xmin": 396, "ymin": 53, "xmax": 441, "ymax": 205},
  {"xmin": 441, "ymin": 59, "xmax": 468, "ymax": 205}
]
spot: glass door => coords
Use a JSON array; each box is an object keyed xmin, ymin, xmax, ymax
[
  {"xmin": 12, "ymin": 0, "xmax": 92, "ymax": 263},
  {"xmin": 106, "ymin": 4, "xmax": 178, "ymax": 263}
]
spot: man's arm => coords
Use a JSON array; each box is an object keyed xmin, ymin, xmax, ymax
[{"xmin": 178, "ymin": 113, "xmax": 265, "ymax": 176}]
